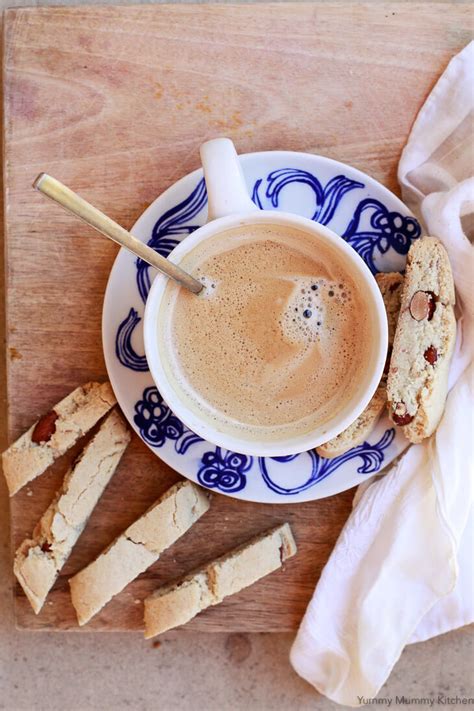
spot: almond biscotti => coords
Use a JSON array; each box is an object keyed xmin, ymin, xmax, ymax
[
  {"xmin": 3, "ymin": 381, "xmax": 117, "ymax": 496},
  {"xmin": 143, "ymin": 523, "xmax": 296, "ymax": 639},
  {"xmin": 316, "ymin": 272, "xmax": 403, "ymax": 459},
  {"xmin": 387, "ymin": 236, "xmax": 456, "ymax": 443},
  {"xmin": 316, "ymin": 386, "xmax": 387, "ymax": 459},
  {"xmin": 376, "ymin": 271, "xmax": 404, "ymax": 349},
  {"xmin": 69, "ymin": 480, "xmax": 210, "ymax": 626},
  {"xmin": 14, "ymin": 409, "xmax": 130, "ymax": 614}
]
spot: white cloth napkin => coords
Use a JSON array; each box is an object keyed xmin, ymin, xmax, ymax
[{"xmin": 290, "ymin": 42, "xmax": 474, "ymax": 706}]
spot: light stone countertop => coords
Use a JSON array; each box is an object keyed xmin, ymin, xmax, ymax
[{"xmin": 0, "ymin": 2, "xmax": 472, "ymax": 709}]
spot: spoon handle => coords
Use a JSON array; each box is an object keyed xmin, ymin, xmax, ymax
[{"xmin": 33, "ymin": 173, "xmax": 203, "ymax": 295}]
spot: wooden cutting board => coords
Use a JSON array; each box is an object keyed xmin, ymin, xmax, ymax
[{"xmin": 4, "ymin": 3, "xmax": 470, "ymax": 632}]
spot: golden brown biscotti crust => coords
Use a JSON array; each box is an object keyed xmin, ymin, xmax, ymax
[
  {"xmin": 14, "ymin": 409, "xmax": 130, "ymax": 614},
  {"xmin": 375, "ymin": 271, "xmax": 404, "ymax": 347},
  {"xmin": 387, "ymin": 237, "xmax": 456, "ymax": 443},
  {"xmin": 316, "ymin": 385, "xmax": 387, "ymax": 459},
  {"xmin": 2, "ymin": 381, "xmax": 117, "ymax": 496},
  {"xmin": 69, "ymin": 480, "xmax": 210, "ymax": 626},
  {"xmin": 143, "ymin": 523, "xmax": 297, "ymax": 639}
]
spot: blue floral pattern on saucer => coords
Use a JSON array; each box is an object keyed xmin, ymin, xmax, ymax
[{"xmin": 102, "ymin": 151, "xmax": 421, "ymax": 503}]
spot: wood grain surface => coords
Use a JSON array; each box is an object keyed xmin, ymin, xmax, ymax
[{"xmin": 4, "ymin": 3, "xmax": 471, "ymax": 632}]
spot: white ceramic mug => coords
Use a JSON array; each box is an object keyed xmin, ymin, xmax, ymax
[{"xmin": 144, "ymin": 138, "xmax": 388, "ymax": 457}]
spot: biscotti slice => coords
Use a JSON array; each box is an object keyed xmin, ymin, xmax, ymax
[
  {"xmin": 143, "ymin": 523, "xmax": 296, "ymax": 639},
  {"xmin": 316, "ymin": 386, "xmax": 387, "ymax": 459},
  {"xmin": 316, "ymin": 272, "xmax": 403, "ymax": 459},
  {"xmin": 3, "ymin": 381, "xmax": 117, "ymax": 496},
  {"xmin": 69, "ymin": 480, "xmax": 210, "ymax": 626},
  {"xmin": 375, "ymin": 271, "xmax": 404, "ymax": 350},
  {"xmin": 14, "ymin": 409, "xmax": 130, "ymax": 614},
  {"xmin": 387, "ymin": 236, "xmax": 456, "ymax": 443}
]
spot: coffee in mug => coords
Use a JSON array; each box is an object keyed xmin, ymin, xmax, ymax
[{"xmin": 157, "ymin": 222, "xmax": 372, "ymax": 443}]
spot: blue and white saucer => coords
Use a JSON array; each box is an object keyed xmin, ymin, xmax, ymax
[{"xmin": 102, "ymin": 151, "xmax": 421, "ymax": 504}]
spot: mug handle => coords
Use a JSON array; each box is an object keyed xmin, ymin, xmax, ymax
[{"xmin": 200, "ymin": 138, "xmax": 259, "ymax": 222}]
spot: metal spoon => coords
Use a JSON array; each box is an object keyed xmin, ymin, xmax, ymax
[{"xmin": 33, "ymin": 173, "xmax": 203, "ymax": 295}]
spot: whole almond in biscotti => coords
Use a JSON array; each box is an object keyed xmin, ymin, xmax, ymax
[
  {"xmin": 409, "ymin": 290, "xmax": 436, "ymax": 321},
  {"xmin": 31, "ymin": 411, "xmax": 59, "ymax": 444},
  {"xmin": 387, "ymin": 236, "xmax": 456, "ymax": 443}
]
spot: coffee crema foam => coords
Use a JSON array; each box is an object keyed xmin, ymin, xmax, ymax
[{"xmin": 158, "ymin": 224, "xmax": 371, "ymax": 441}]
